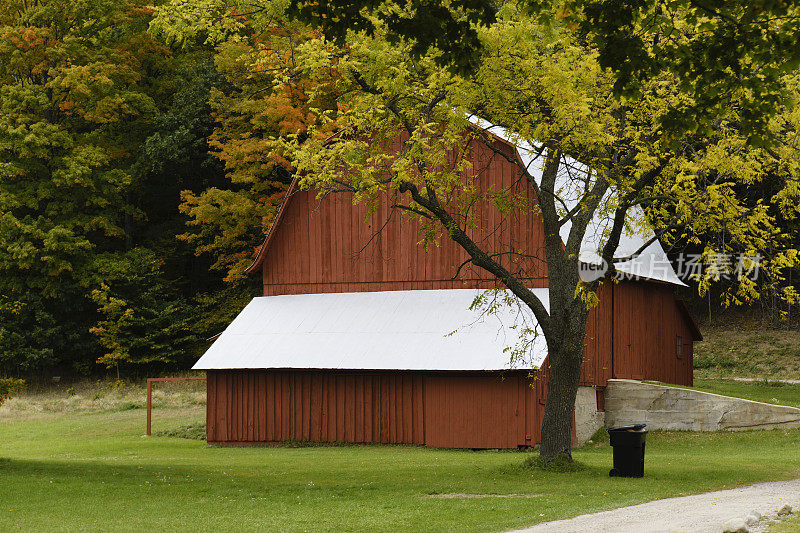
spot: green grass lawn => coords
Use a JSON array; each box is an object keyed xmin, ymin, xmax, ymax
[
  {"xmin": 2, "ymin": 407, "xmax": 800, "ymax": 532},
  {"xmin": 687, "ymin": 378, "xmax": 800, "ymax": 409},
  {"xmin": 768, "ymin": 513, "xmax": 800, "ymax": 532},
  {"xmin": 694, "ymin": 327, "xmax": 800, "ymax": 379}
]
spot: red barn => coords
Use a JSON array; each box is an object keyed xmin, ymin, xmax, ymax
[{"xmin": 193, "ymin": 126, "xmax": 702, "ymax": 448}]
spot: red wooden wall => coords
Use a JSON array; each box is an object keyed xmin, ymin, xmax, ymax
[
  {"xmin": 611, "ymin": 281, "xmax": 694, "ymax": 386},
  {"xmin": 531, "ymin": 280, "xmax": 694, "ymax": 388},
  {"xmin": 580, "ymin": 283, "xmax": 614, "ymax": 386},
  {"xmin": 261, "ymin": 137, "xmax": 549, "ymax": 295},
  {"xmin": 206, "ymin": 369, "xmax": 553, "ymax": 448}
]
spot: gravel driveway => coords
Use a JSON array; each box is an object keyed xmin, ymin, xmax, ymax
[{"xmin": 511, "ymin": 479, "xmax": 800, "ymax": 533}]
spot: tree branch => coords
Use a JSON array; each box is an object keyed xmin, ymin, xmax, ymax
[{"xmin": 397, "ymin": 179, "xmax": 553, "ymax": 335}]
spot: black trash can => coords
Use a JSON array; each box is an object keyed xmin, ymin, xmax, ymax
[{"xmin": 607, "ymin": 424, "xmax": 647, "ymax": 478}]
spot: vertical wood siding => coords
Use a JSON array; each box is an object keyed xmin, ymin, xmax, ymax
[
  {"xmin": 261, "ymin": 138, "xmax": 549, "ymax": 295},
  {"xmin": 611, "ymin": 281, "xmax": 693, "ymax": 386},
  {"xmin": 675, "ymin": 305, "xmax": 695, "ymax": 386},
  {"xmin": 206, "ymin": 369, "xmax": 549, "ymax": 448},
  {"xmin": 580, "ymin": 283, "xmax": 614, "ymax": 386}
]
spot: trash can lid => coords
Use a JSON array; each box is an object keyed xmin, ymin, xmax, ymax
[{"xmin": 606, "ymin": 424, "xmax": 647, "ymax": 432}]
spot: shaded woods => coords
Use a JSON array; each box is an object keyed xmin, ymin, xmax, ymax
[
  {"xmin": 3, "ymin": 0, "xmax": 800, "ymax": 404},
  {"xmin": 0, "ymin": 0, "xmax": 289, "ymax": 377}
]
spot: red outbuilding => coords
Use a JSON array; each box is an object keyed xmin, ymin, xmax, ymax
[{"xmin": 193, "ymin": 125, "xmax": 702, "ymax": 448}]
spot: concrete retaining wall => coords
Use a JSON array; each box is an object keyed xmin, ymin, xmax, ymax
[
  {"xmin": 575, "ymin": 386, "xmax": 605, "ymax": 444},
  {"xmin": 604, "ymin": 379, "xmax": 800, "ymax": 431}
]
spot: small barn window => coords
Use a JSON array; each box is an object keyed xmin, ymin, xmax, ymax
[{"xmin": 676, "ymin": 335, "xmax": 683, "ymax": 357}]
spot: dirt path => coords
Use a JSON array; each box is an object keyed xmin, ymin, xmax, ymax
[{"xmin": 511, "ymin": 479, "xmax": 800, "ymax": 533}]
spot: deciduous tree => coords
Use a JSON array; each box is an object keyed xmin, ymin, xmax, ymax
[
  {"xmin": 152, "ymin": 4, "xmax": 339, "ymax": 280},
  {"xmin": 277, "ymin": 7, "xmax": 800, "ymax": 461},
  {"xmin": 153, "ymin": 0, "xmax": 800, "ymax": 461},
  {"xmin": 0, "ymin": 378, "xmax": 24, "ymax": 407},
  {"xmin": 0, "ymin": 0, "xmax": 231, "ymax": 375}
]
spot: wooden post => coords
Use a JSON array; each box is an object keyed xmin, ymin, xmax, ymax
[
  {"xmin": 145, "ymin": 376, "xmax": 205, "ymax": 436},
  {"xmin": 146, "ymin": 379, "xmax": 152, "ymax": 436}
]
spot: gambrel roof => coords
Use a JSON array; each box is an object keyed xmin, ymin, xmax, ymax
[
  {"xmin": 197, "ymin": 120, "xmax": 699, "ymax": 374},
  {"xmin": 245, "ymin": 118, "xmax": 684, "ymax": 286}
]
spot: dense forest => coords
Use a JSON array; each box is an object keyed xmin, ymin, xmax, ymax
[
  {"xmin": 0, "ymin": 0, "xmax": 286, "ymax": 377},
  {"xmin": 1, "ymin": 0, "xmax": 799, "ymax": 381}
]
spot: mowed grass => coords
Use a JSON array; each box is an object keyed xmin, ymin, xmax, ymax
[
  {"xmin": 2, "ymin": 406, "xmax": 800, "ymax": 532},
  {"xmin": 690, "ymin": 378, "xmax": 800, "ymax": 409}
]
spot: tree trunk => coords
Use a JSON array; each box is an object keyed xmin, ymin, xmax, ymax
[{"xmin": 538, "ymin": 313, "xmax": 588, "ymax": 462}]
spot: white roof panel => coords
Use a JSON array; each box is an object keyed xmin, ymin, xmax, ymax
[
  {"xmin": 193, "ymin": 289, "xmax": 549, "ymax": 371},
  {"xmin": 468, "ymin": 116, "xmax": 685, "ymax": 286}
]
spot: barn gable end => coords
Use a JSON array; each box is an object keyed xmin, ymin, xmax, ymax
[{"xmin": 253, "ymin": 136, "xmax": 549, "ymax": 295}]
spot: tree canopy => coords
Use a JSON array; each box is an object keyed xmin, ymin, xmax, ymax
[
  {"xmin": 159, "ymin": 0, "xmax": 800, "ymax": 459},
  {"xmin": 285, "ymin": 0, "xmax": 800, "ymax": 140},
  {"xmin": 0, "ymin": 0, "xmax": 257, "ymax": 376}
]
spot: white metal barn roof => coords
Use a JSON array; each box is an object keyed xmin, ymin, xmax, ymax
[
  {"xmin": 468, "ymin": 116, "xmax": 685, "ymax": 287},
  {"xmin": 193, "ymin": 289, "xmax": 549, "ymax": 371}
]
